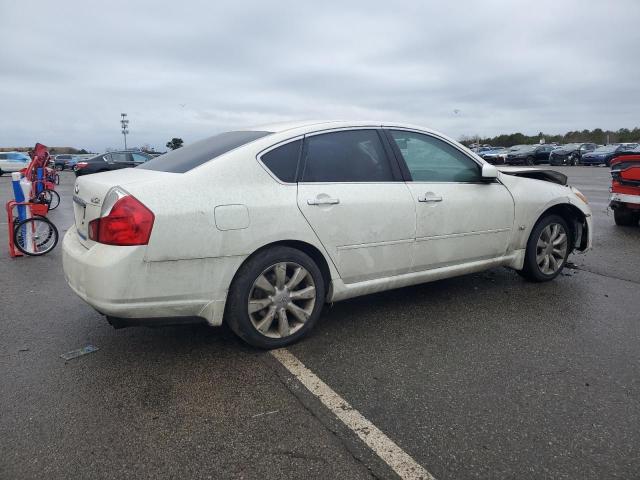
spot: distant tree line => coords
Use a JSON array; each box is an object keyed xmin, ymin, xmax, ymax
[{"xmin": 460, "ymin": 127, "xmax": 640, "ymax": 147}]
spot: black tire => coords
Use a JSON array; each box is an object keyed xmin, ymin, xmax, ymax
[
  {"xmin": 38, "ymin": 189, "xmax": 60, "ymax": 210},
  {"xmin": 525, "ymin": 156, "xmax": 534, "ymax": 166},
  {"xmin": 55, "ymin": 164, "xmax": 63, "ymax": 171},
  {"xmin": 518, "ymin": 214, "xmax": 572, "ymax": 282},
  {"xmin": 13, "ymin": 217, "xmax": 59, "ymax": 256},
  {"xmin": 570, "ymin": 155, "xmax": 578, "ymax": 166},
  {"xmin": 614, "ymin": 207, "xmax": 639, "ymax": 226},
  {"xmin": 225, "ymin": 246, "xmax": 326, "ymax": 349},
  {"xmin": 0, "ymin": 169, "xmax": 3, "ymax": 176}
]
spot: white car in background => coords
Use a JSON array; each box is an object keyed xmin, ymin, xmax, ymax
[
  {"xmin": 0, "ymin": 151, "xmax": 30, "ymax": 175},
  {"xmin": 63, "ymin": 121, "xmax": 592, "ymax": 348}
]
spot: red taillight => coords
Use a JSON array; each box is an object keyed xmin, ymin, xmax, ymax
[
  {"xmin": 76, "ymin": 161, "xmax": 88, "ymax": 169},
  {"xmin": 88, "ymin": 195, "xmax": 154, "ymax": 245}
]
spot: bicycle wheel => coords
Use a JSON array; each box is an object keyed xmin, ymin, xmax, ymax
[
  {"xmin": 38, "ymin": 189, "xmax": 60, "ymax": 210},
  {"xmin": 13, "ymin": 217, "xmax": 59, "ymax": 256}
]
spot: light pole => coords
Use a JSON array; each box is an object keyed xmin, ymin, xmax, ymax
[{"xmin": 120, "ymin": 113, "xmax": 129, "ymax": 150}]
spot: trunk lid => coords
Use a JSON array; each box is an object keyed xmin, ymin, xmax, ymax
[{"xmin": 72, "ymin": 168, "xmax": 172, "ymax": 248}]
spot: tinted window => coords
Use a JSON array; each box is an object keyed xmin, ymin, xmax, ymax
[
  {"xmin": 261, "ymin": 140, "xmax": 301, "ymax": 183},
  {"xmin": 111, "ymin": 152, "xmax": 129, "ymax": 163},
  {"xmin": 301, "ymin": 130, "xmax": 393, "ymax": 182},
  {"xmin": 131, "ymin": 153, "xmax": 149, "ymax": 164},
  {"xmin": 0, "ymin": 154, "xmax": 7, "ymax": 159},
  {"xmin": 138, "ymin": 131, "xmax": 272, "ymax": 173},
  {"xmin": 389, "ymin": 130, "xmax": 481, "ymax": 182}
]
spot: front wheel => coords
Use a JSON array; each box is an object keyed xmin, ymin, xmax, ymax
[
  {"xmin": 570, "ymin": 155, "xmax": 578, "ymax": 166},
  {"xmin": 13, "ymin": 217, "xmax": 59, "ymax": 256},
  {"xmin": 225, "ymin": 246, "xmax": 326, "ymax": 349},
  {"xmin": 518, "ymin": 214, "xmax": 571, "ymax": 282},
  {"xmin": 525, "ymin": 156, "xmax": 534, "ymax": 166},
  {"xmin": 37, "ymin": 189, "xmax": 60, "ymax": 210}
]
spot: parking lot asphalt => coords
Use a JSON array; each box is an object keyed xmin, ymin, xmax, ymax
[{"xmin": 1, "ymin": 166, "xmax": 639, "ymax": 480}]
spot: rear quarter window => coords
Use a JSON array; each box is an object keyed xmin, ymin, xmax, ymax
[
  {"xmin": 137, "ymin": 131, "xmax": 272, "ymax": 173},
  {"xmin": 260, "ymin": 140, "xmax": 302, "ymax": 183}
]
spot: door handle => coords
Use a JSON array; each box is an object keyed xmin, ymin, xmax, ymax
[
  {"xmin": 307, "ymin": 197, "xmax": 340, "ymax": 206},
  {"xmin": 418, "ymin": 193, "xmax": 443, "ymax": 203}
]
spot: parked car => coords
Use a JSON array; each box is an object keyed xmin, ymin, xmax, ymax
[
  {"xmin": 580, "ymin": 143, "xmax": 638, "ymax": 167},
  {"xmin": 505, "ymin": 144, "xmax": 555, "ymax": 165},
  {"xmin": 609, "ymin": 152, "xmax": 640, "ymax": 226},
  {"xmin": 63, "ymin": 121, "xmax": 592, "ymax": 348},
  {"xmin": 52, "ymin": 154, "xmax": 74, "ymax": 170},
  {"xmin": 74, "ymin": 151, "xmax": 152, "ymax": 176},
  {"xmin": 65, "ymin": 156, "xmax": 80, "ymax": 169},
  {"xmin": 0, "ymin": 151, "xmax": 30, "ymax": 175},
  {"xmin": 549, "ymin": 143, "xmax": 597, "ymax": 166},
  {"xmin": 478, "ymin": 147, "xmax": 508, "ymax": 165},
  {"xmin": 581, "ymin": 144, "xmax": 639, "ymax": 166}
]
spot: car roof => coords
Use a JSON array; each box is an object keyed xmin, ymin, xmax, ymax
[{"xmin": 248, "ymin": 119, "xmax": 443, "ymax": 136}]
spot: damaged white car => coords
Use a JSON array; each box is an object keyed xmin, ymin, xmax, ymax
[{"xmin": 63, "ymin": 121, "xmax": 592, "ymax": 348}]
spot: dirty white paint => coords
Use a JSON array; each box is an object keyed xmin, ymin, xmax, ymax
[{"xmin": 271, "ymin": 348, "xmax": 436, "ymax": 480}]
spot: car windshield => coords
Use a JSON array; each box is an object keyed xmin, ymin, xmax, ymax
[
  {"xmin": 557, "ymin": 144, "xmax": 579, "ymax": 150},
  {"xmin": 618, "ymin": 143, "xmax": 638, "ymax": 151},
  {"xmin": 592, "ymin": 145, "xmax": 618, "ymax": 153},
  {"xmin": 137, "ymin": 131, "xmax": 272, "ymax": 173}
]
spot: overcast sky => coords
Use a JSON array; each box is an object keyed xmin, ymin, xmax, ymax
[{"xmin": 2, "ymin": 0, "xmax": 639, "ymax": 151}]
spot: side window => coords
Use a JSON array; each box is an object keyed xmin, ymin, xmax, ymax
[
  {"xmin": 131, "ymin": 153, "xmax": 148, "ymax": 164},
  {"xmin": 0, "ymin": 154, "xmax": 7, "ymax": 160},
  {"xmin": 111, "ymin": 152, "xmax": 128, "ymax": 163},
  {"xmin": 388, "ymin": 130, "xmax": 481, "ymax": 182},
  {"xmin": 261, "ymin": 139, "xmax": 301, "ymax": 183},
  {"xmin": 301, "ymin": 130, "xmax": 394, "ymax": 182}
]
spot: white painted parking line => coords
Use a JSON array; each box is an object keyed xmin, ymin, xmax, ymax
[{"xmin": 271, "ymin": 348, "xmax": 436, "ymax": 480}]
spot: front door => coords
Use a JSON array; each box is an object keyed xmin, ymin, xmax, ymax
[
  {"xmin": 297, "ymin": 129, "xmax": 416, "ymax": 283},
  {"xmin": 385, "ymin": 129, "xmax": 515, "ymax": 270}
]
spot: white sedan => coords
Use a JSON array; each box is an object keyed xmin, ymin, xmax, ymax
[
  {"xmin": 0, "ymin": 151, "xmax": 30, "ymax": 175},
  {"xmin": 63, "ymin": 121, "xmax": 592, "ymax": 348}
]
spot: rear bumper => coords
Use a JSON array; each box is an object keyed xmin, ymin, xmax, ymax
[
  {"xmin": 62, "ymin": 226, "xmax": 243, "ymax": 326},
  {"xmin": 610, "ymin": 193, "xmax": 640, "ymax": 206}
]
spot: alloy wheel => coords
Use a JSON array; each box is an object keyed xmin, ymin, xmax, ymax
[
  {"xmin": 248, "ymin": 262, "xmax": 316, "ymax": 338},
  {"xmin": 536, "ymin": 223, "xmax": 568, "ymax": 275}
]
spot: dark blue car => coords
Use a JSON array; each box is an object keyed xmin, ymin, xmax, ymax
[{"xmin": 581, "ymin": 144, "xmax": 638, "ymax": 166}]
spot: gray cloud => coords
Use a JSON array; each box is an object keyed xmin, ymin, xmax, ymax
[{"xmin": 1, "ymin": 0, "xmax": 639, "ymax": 151}]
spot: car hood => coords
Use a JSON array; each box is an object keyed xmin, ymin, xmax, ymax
[{"xmin": 497, "ymin": 167, "xmax": 567, "ymax": 186}]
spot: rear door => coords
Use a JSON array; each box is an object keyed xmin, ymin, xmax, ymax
[
  {"xmin": 296, "ymin": 128, "xmax": 416, "ymax": 283},
  {"xmin": 385, "ymin": 129, "xmax": 515, "ymax": 270}
]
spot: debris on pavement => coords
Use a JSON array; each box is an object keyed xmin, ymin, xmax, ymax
[
  {"xmin": 251, "ymin": 410, "xmax": 279, "ymax": 418},
  {"xmin": 60, "ymin": 345, "xmax": 99, "ymax": 361}
]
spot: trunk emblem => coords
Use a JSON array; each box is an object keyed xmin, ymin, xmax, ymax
[
  {"xmin": 91, "ymin": 197, "xmax": 100, "ymax": 205},
  {"xmin": 74, "ymin": 184, "xmax": 79, "ymax": 194}
]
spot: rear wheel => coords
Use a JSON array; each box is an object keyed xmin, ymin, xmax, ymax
[
  {"xmin": 519, "ymin": 214, "xmax": 571, "ymax": 282},
  {"xmin": 226, "ymin": 246, "xmax": 326, "ymax": 349},
  {"xmin": 13, "ymin": 217, "xmax": 59, "ymax": 256},
  {"xmin": 614, "ymin": 207, "xmax": 639, "ymax": 226}
]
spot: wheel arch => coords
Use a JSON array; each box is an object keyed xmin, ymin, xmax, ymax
[
  {"xmin": 535, "ymin": 203, "xmax": 589, "ymax": 252},
  {"xmin": 233, "ymin": 239, "xmax": 334, "ymax": 299}
]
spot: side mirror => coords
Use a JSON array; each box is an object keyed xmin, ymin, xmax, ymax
[{"xmin": 481, "ymin": 163, "xmax": 499, "ymax": 179}]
